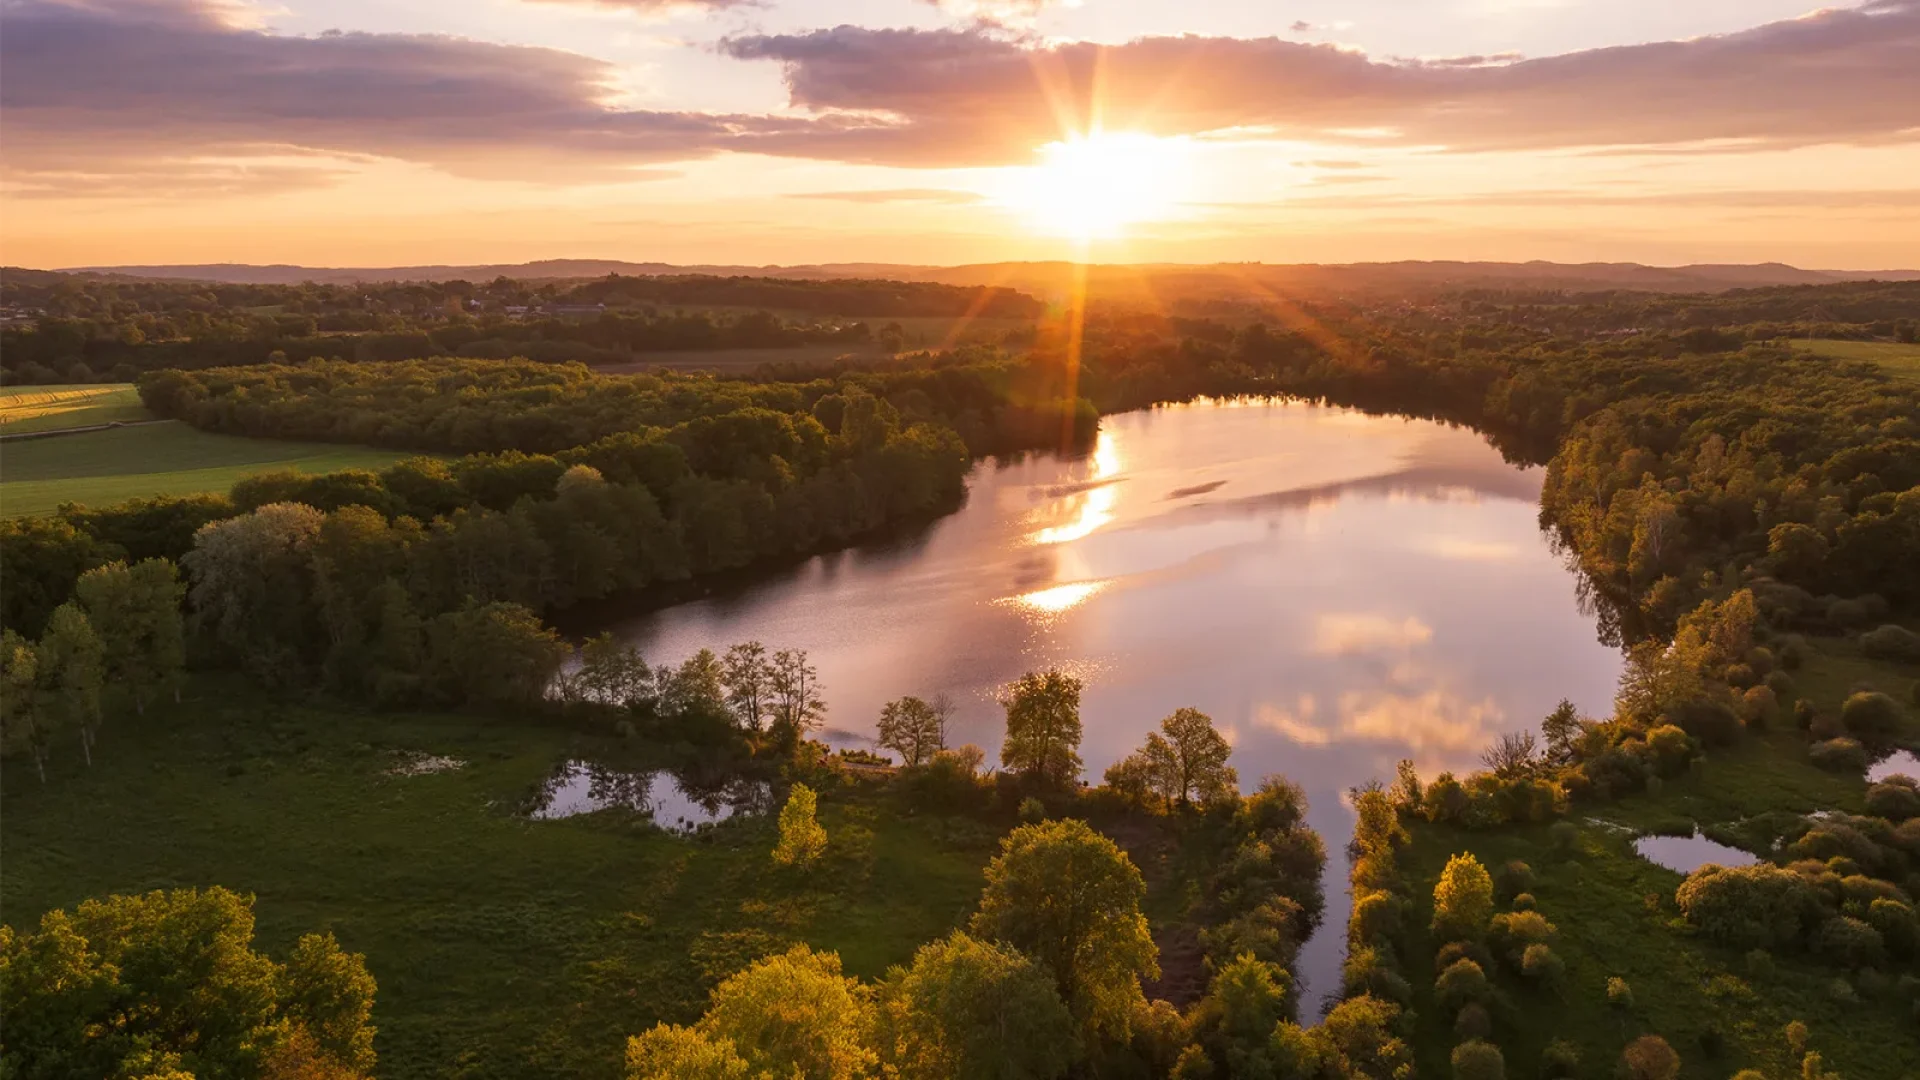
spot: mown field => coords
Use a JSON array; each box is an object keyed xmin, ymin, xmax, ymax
[
  {"xmin": 1398, "ymin": 635, "xmax": 1920, "ymax": 1080},
  {"xmin": 0, "ymin": 422, "xmax": 417, "ymax": 517},
  {"xmin": 1796, "ymin": 339, "xmax": 1920, "ymax": 384},
  {"xmin": 0, "ymin": 678, "xmax": 1004, "ymax": 1080},
  {"xmin": 0, "ymin": 382, "xmax": 152, "ymax": 433}
]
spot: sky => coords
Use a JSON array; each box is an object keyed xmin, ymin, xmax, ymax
[{"xmin": 2, "ymin": 0, "xmax": 1917, "ymax": 269}]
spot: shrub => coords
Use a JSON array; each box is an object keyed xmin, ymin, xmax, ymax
[
  {"xmin": 1784, "ymin": 1019, "xmax": 1809, "ymax": 1055},
  {"xmin": 1540, "ymin": 1039, "xmax": 1580, "ymax": 1079},
  {"xmin": 772, "ymin": 784, "xmax": 828, "ymax": 868},
  {"xmin": 1865, "ymin": 777, "xmax": 1920, "ymax": 821},
  {"xmin": 1350, "ymin": 891, "xmax": 1401, "ymax": 945},
  {"xmin": 1606, "ymin": 976, "xmax": 1634, "ymax": 1009},
  {"xmin": 1861, "ymin": 624, "xmax": 1920, "ymax": 663},
  {"xmin": 1676, "ymin": 864, "xmax": 1821, "ymax": 949},
  {"xmin": 1489, "ymin": 911, "xmax": 1556, "ymax": 964},
  {"xmin": 1549, "ymin": 821, "xmax": 1580, "ymax": 856},
  {"xmin": 1435, "ymin": 958, "xmax": 1491, "ymax": 1010},
  {"xmin": 1867, "ymin": 897, "xmax": 1920, "ymax": 959},
  {"xmin": 1423, "ymin": 773, "xmax": 1470, "ymax": 823},
  {"xmin": 1646, "ymin": 724, "xmax": 1693, "ymax": 774},
  {"xmin": 1453, "ymin": 1002, "xmax": 1491, "ymax": 1040},
  {"xmin": 1793, "ymin": 698, "xmax": 1817, "ymax": 730},
  {"xmin": 1828, "ymin": 597, "xmax": 1871, "ymax": 629},
  {"xmin": 1841, "ymin": 691, "xmax": 1907, "ymax": 739},
  {"xmin": 1511, "ymin": 892, "xmax": 1536, "ymax": 912},
  {"xmin": 1765, "ymin": 670, "xmax": 1796, "ymax": 699},
  {"xmin": 1747, "ymin": 948, "xmax": 1775, "ymax": 977},
  {"xmin": 1619, "ymin": 1035, "xmax": 1680, "ymax": 1080},
  {"xmin": 1780, "ymin": 636, "xmax": 1808, "ymax": 669},
  {"xmin": 1451, "ymin": 1039, "xmax": 1505, "ymax": 1080},
  {"xmin": 1017, "ymin": 796, "xmax": 1046, "ymax": 823},
  {"xmin": 1817, "ymin": 915, "xmax": 1885, "ymax": 968},
  {"xmin": 1725, "ymin": 663, "xmax": 1757, "ymax": 689},
  {"xmin": 1521, "ymin": 943, "xmax": 1564, "ymax": 986},
  {"xmin": 1809, "ymin": 711, "xmax": 1847, "ymax": 741},
  {"xmin": 1809, "ymin": 738, "xmax": 1868, "ymax": 772},
  {"xmin": 1433, "ymin": 853, "xmax": 1495, "ymax": 939},
  {"xmin": 1496, "ymin": 860, "xmax": 1534, "ymax": 898},
  {"xmin": 1741, "ymin": 685, "xmax": 1777, "ymax": 729},
  {"xmin": 1436, "ymin": 940, "xmax": 1495, "ymax": 974}
]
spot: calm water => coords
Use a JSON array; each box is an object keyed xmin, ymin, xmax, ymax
[
  {"xmin": 1633, "ymin": 831, "xmax": 1759, "ymax": 875},
  {"xmin": 608, "ymin": 399, "xmax": 1624, "ymax": 1005},
  {"xmin": 1869, "ymin": 751, "xmax": 1920, "ymax": 784},
  {"xmin": 528, "ymin": 761, "xmax": 771, "ymax": 832}
]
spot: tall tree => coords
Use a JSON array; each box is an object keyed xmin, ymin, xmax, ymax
[
  {"xmin": 999, "ymin": 670, "xmax": 1084, "ymax": 787},
  {"xmin": 699, "ymin": 945, "xmax": 874, "ymax": 1080},
  {"xmin": 969, "ymin": 819, "xmax": 1157, "ymax": 1040},
  {"xmin": 74, "ymin": 558, "xmax": 186, "ymax": 715},
  {"xmin": 0, "ymin": 628, "xmax": 51, "ymax": 784},
  {"xmin": 36, "ymin": 602, "xmax": 104, "ymax": 767},
  {"xmin": 876, "ymin": 695, "xmax": 948, "ymax": 767},
  {"xmin": 874, "ymin": 931, "xmax": 1078, "ymax": 1080},
  {"xmin": 1141, "ymin": 707, "xmax": 1237, "ymax": 808},
  {"xmin": 181, "ymin": 502, "xmax": 325, "ymax": 686},
  {"xmin": 720, "ymin": 641, "xmax": 772, "ymax": 732},
  {"xmin": 769, "ymin": 649, "xmax": 826, "ymax": 739}
]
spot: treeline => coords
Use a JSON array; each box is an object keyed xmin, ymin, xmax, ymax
[{"xmin": 1447, "ymin": 280, "xmax": 1920, "ymax": 336}]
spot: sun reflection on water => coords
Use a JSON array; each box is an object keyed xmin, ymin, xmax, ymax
[
  {"xmin": 1006, "ymin": 580, "xmax": 1108, "ymax": 616},
  {"xmin": 1031, "ymin": 436, "xmax": 1122, "ymax": 545}
]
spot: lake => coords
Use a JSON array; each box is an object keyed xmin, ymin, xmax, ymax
[{"xmin": 605, "ymin": 399, "xmax": 1625, "ymax": 1008}]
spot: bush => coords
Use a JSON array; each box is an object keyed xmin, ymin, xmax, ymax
[
  {"xmin": 1677, "ymin": 863, "xmax": 1821, "ymax": 949},
  {"xmin": 1861, "ymin": 624, "xmax": 1920, "ymax": 663},
  {"xmin": 1496, "ymin": 860, "xmax": 1534, "ymax": 898},
  {"xmin": 1521, "ymin": 943, "xmax": 1564, "ymax": 986},
  {"xmin": 1435, "ymin": 958, "xmax": 1491, "ymax": 1010},
  {"xmin": 1540, "ymin": 1039, "xmax": 1580, "ymax": 1079},
  {"xmin": 1549, "ymin": 821, "xmax": 1580, "ymax": 856},
  {"xmin": 1866, "ymin": 778, "xmax": 1920, "ymax": 821},
  {"xmin": 1433, "ymin": 853, "xmax": 1495, "ymax": 938},
  {"xmin": 1841, "ymin": 691, "xmax": 1907, "ymax": 739},
  {"xmin": 1451, "ymin": 1039, "xmax": 1505, "ymax": 1080},
  {"xmin": 1809, "ymin": 738, "xmax": 1868, "ymax": 772},
  {"xmin": 1017, "ymin": 796, "xmax": 1046, "ymax": 823},
  {"xmin": 1606, "ymin": 976, "xmax": 1634, "ymax": 1009},
  {"xmin": 1620, "ymin": 1035, "xmax": 1680, "ymax": 1080},
  {"xmin": 1741, "ymin": 685, "xmax": 1777, "ymax": 729},
  {"xmin": 1765, "ymin": 670, "xmax": 1797, "ymax": 699},
  {"xmin": 1747, "ymin": 948, "xmax": 1775, "ymax": 977},
  {"xmin": 1817, "ymin": 915, "xmax": 1885, "ymax": 968},
  {"xmin": 1646, "ymin": 724, "xmax": 1693, "ymax": 773},
  {"xmin": 1829, "ymin": 597, "xmax": 1872, "ymax": 629},
  {"xmin": 1794, "ymin": 698, "xmax": 1817, "ymax": 730},
  {"xmin": 1436, "ymin": 940, "xmax": 1495, "ymax": 974},
  {"xmin": 1489, "ymin": 911, "xmax": 1556, "ymax": 964},
  {"xmin": 1725, "ymin": 663, "xmax": 1757, "ymax": 689},
  {"xmin": 1511, "ymin": 892, "xmax": 1536, "ymax": 912},
  {"xmin": 1809, "ymin": 711, "xmax": 1848, "ymax": 741},
  {"xmin": 1780, "ymin": 636, "xmax": 1808, "ymax": 670},
  {"xmin": 1784, "ymin": 1019, "xmax": 1809, "ymax": 1055},
  {"xmin": 1867, "ymin": 897, "xmax": 1920, "ymax": 959}
]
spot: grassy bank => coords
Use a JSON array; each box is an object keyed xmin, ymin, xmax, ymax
[
  {"xmin": 1396, "ymin": 636, "xmax": 1920, "ymax": 1079},
  {"xmin": 0, "ymin": 422, "xmax": 417, "ymax": 516},
  {"xmin": 0, "ymin": 679, "xmax": 1002, "ymax": 1080},
  {"xmin": 1795, "ymin": 339, "xmax": 1920, "ymax": 384}
]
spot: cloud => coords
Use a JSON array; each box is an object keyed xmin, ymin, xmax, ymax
[
  {"xmin": 723, "ymin": 3, "xmax": 1920, "ymax": 164},
  {"xmin": 1336, "ymin": 689, "xmax": 1505, "ymax": 754},
  {"xmin": 785, "ymin": 187, "xmax": 984, "ymax": 203},
  {"xmin": 0, "ymin": 0, "xmax": 808, "ymax": 185},
  {"xmin": 1312, "ymin": 614, "xmax": 1435, "ymax": 655},
  {"xmin": 924, "ymin": 0, "xmax": 1062, "ymax": 24}
]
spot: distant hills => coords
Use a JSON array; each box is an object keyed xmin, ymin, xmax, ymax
[{"xmin": 30, "ymin": 258, "xmax": 1920, "ymax": 302}]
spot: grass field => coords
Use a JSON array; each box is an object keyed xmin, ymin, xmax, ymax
[
  {"xmin": 0, "ymin": 382, "xmax": 152, "ymax": 433},
  {"xmin": 1795, "ymin": 339, "xmax": 1920, "ymax": 384},
  {"xmin": 0, "ymin": 422, "xmax": 417, "ymax": 517},
  {"xmin": 1398, "ymin": 635, "xmax": 1920, "ymax": 1080},
  {"xmin": 0, "ymin": 679, "xmax": 1004, "ymax": 1080}
]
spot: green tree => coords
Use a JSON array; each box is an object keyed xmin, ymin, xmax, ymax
[
  {"xmin": 626, "ymin": 1025, "xmax": 749, "ymax": 1080},
  {"xmin": 877, "ymin": 695, "xmax": 949, "ymax": 767},
  {"xmin": 874, "ymin": 931, "xmax": 1078, "ymax": 1080},
  {"xmin": 699, "ymin": 945, "xmax": 874, "ymax": 1080},
  {"xmin": 1189, "ymin": 952, "xmax": 1294, "ymax": 1074},
  {"xmin": 1620, "ymin": 1035, "xmax": 1680, "ymax": 1080},
  {"xmin": 565, "ymin": 632, "xmax": 652, "ymax": 708},
  {"xmin": 999, "ymin": 669, "xmax": 1083, "ymax": 787},
  {"xmin": 0, "ymin": 627, "xmax": 52, "ymax": 783},
  {"xmin": 969, "ymin": 819, "xmax": 1157, "ymax": 1040},
  {"xmin": 1540, "ymin": 699, "xmax": 1583, "ymax": 764},
  {"xmin": 36, "ymin": 602, "xmax": 104, "ymax": 766},
  {"xmin": 1452, "ymin": 1039, "xmax": 1505, "ymax": 1080},
  {"xmin": 773, "ymin": 783, "xmax": 828, "ymax": 868},
  {"xmin": 769, "ymin": 648, "xmax": 826, "ymax": 738},
  {"xmin": 720, "ymin": 641, "xmax": 772, "ymax": 731},
  {"xmin": 181, "ymin": 502, "xmax": 324, "ymax": 685},
  {"xmin": 74, "ymin": 558, "xmax": 186, "ymax": 715},
  {"xmin": 0, "ymin": 887, "xmax": 376, "ymax": 1080},
  {"xmin": 422, "ymin": 601, "xmax": 569, "ymax": 707},
  {"xmin": 1141, "ymin": 707, "xmax": 1237, "ymax": 807},
  {"xmin": 1432, "ymin": 853, "xmax": 1495, "ymax": 940}
]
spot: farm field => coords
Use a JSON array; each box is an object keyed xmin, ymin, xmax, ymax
[
  {"xmin": 0, "ymin": 421, "xmax": 417, "ymax": 517},
  {"xmin": 1795, "ymin": 338, "xmax": 1920, "ymax": 383},
  {"xmin": 1398, "ymin": 635, "xmax": 1920, "ymax": 1080},
  {"xmin": 0, "ymin": 677, "xmax": 1005, "ymax": 1080},
  {"xmin": 0, "ymin": 382, "xmax": 152, "ymax": 433}
]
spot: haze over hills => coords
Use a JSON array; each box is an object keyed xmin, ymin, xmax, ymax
[{"xmin": 34, "ymin": 259, "xmax": 1920, "ymax": 300}]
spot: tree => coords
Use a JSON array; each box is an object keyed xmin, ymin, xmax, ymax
[
  {"xmin": 720, "ymin": 642, "xmax": 772, "ymax": 731},
  {"xmin": 769, "ymin": 648, "xmax": 826, "ymax": 739},
  {"xmin": 422, "ymin": 601, "xmax": 570, "ymax": 707},
  {"xmin": 659, "ymin": 648, "xmax": 729, "ymax": 720},
  {"xmin": 1540, "ymin": 699, "xmax": 1583, "ymax": 765},
  {"xmin": 999, "ymin": 669, "xmax": 1083, "ymax": 787},
  {"xmin": 877, "ymin": 695, "xmax": 948, "ymax": 767},
  {"xmin": 773, "ymin": 783, "xmax": 828, "ymax": 868},
  {"xmin": 1188, "ymin": 953, "xmax": 1293, "ymax": 1074},
  {"xmin": 1620, "ymin": 1035, "xmax": 1680, "ymax": 1080},
  {"xmin": 36, "ymin": 602, "xmax": 104, "ymax": 766},
  {"xmin": 74, "ymin": 558, "xmax": 186, "ymax": 715},
  {"xmin": 626, "ymin": 1025, "xmax": 748, "ymax": 1080},
  {"xmin": 874, "ymin": 931, "xmax": 1078, "ymax": 1080},
  {"xmin": 699, "ymin": 945, "xmax": 874, "ymax": 1080},
  {"xmin": 1479, "ymin": 731, "xmax": 1538, "ymax": 779},
  {"xmin": 0, "ymin": 887, "xmax": 376, "ymax": 1080},
  {"xmin": 567, "ymin": 632, "xmax": 652, "ymax": 708},
  {"xmin": 0, "ymin": 628, "xmax": 52, "ymax": 783},
  {"xmin": 969, "ymin": 819, "xmax": 1157, "ymax": 1039},
  {"xmin": 1432, "ymin": 853, "xmax": 1494, "ymax": 939},
  {"xmin": 181, "ymin": 502, "xmax": 324, "ymax": 685},
  {"xmin": 1452, "ymin": 1039, "xmax": 1505, "ymax": 1080},
  {"xmin": 1141, "ymin": 707, "xmax": 1237, "ymax": 807}
]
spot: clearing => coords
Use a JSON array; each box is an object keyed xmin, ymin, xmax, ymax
[
  {"xmin": 0, "ymin": 422, "xmax": 417, "ymax": 517},
  {"xmin": 1794, "ymin": 339, "xmax": 1920, "ymax": 384},
  {"xmin": 0, "ymin": 383, "xmax": 152, "ymax": 434}
]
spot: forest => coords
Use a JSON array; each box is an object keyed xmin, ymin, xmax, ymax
[{"xmin": 2, "ymin": 276, "xmax": 1918, "ymax": 1079}]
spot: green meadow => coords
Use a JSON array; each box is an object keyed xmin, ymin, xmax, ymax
[
  {"xmin": 1795, "ymin": 338, "xmax": 1920, "ymax": 384},
  {"xmin": 0, "ymin": 382, "xmax": 152, "ymax": 433}
]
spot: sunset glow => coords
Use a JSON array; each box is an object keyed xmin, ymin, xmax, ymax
[{"xmin": 992, "ymin": 133, "xmax": 1192, "ymax": 240}]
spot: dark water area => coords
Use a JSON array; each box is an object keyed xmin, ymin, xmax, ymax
[
  {"xmin": 527, "ymin": 760, "xmax": 771, "ymax": 832},
  {"xmin": 601, "ymin": 399, "xmax": 1625, "ymax": 1008},
  {"xmin": 1632, "ymin": 831, "xmax": 1760, "ymax": 875}
]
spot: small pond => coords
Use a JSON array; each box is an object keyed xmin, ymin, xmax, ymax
[
  {"xmin": 1633, "ymin": 830, "xmax": 1759, "ymax": 874},
  {"xmin": 527, "ymin": 760, "xmax": 771, "ymax": 833},
  {"xmin": 1868, "ymin": 750, "xmax": 1920, "ymax": 784}
]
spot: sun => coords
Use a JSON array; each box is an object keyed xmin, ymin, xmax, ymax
[{"xmin": 993, "ymin": 132, "xmax": 1189, "ymax": 241}]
